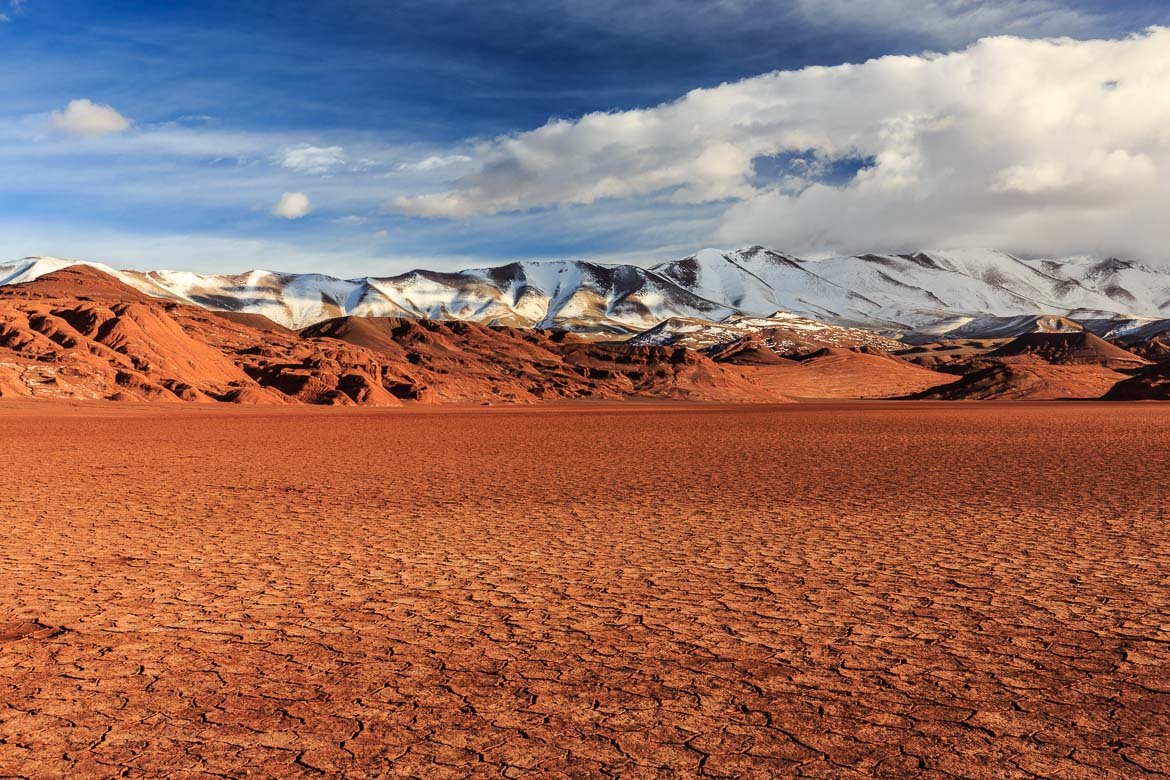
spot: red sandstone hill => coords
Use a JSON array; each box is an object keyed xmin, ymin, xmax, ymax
[
  {"xmin": 709, "ymin": 339, "xmax": 951, "ymax": 399},
  {"xmin": 706, "ymin": 333, "xmax": 798, "ymax": 366},
  {"xmin": 1102, "ymin": 362, "xmax": 1170, "ymax": 401},
  {"xmin": 986, "ymin": 331, "xmax": 1149, "ymax": 369},
  {"xmin": 910, "ymin": 362, "xmax": 1128, "ymax": 401},
  {"xmin": 0, "ymin": 263, "xmax": 158, "ymax": 303},
  {"xmin": 1121, "ymin": 336, "xmax": 1170, "ymax": 362},
  {"xmin": 903, "ymin": 332, "xmax": 1149, "ymax": 400},
  {"xmin": 0, "ymin": 267, "xmax": 786, "ymax": 405}
]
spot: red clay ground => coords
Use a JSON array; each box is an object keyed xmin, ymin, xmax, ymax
[{"xmin": 1, "ymin": 402, "xmax": 1169, "ymax": 778}]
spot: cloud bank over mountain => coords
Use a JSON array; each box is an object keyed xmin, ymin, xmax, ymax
[{"xmin": 393, "ymin": 28, "xmax": 1170, "ymax": 260}]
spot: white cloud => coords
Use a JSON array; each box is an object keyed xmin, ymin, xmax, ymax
[
  {"xmin": 272, "ymin": 191, "xmax": 312, "ymax": 219},
  {"xmin": 278, "ymin": 144, "xmax": 346, "ymax": 174},
  {"xmin": 51, "ymin": 99, "xmax": 133, "ymax": 138},
  {"xmin": 392, "ymin": 28, "xmax": 1170, "ymax": 259},
  {"xmin": 395, "ymin": 154, "xmax": 474, "ymax": 172}
]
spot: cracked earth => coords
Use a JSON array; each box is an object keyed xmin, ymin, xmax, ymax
[{"xmin": 1, "ymin": 401, "xmax": 1169, "ymax": 778}]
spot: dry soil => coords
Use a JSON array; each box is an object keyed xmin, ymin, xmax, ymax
[{"xmin": 1, "ymin": 402, "xmax": 1168, "ymax": 778}]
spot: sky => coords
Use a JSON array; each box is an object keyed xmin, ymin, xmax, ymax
[{"xmin": 2, "ymin": 0, "xmax": 1169, "ymax": 276}]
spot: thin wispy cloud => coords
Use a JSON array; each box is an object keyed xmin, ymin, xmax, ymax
[
  {"xmin": 395, "ymin": 154, "xmax": 473, "ymax": 172},
  {"xmin": 409, "ymin": 0, "xmax": 1100, "ymax": 50},
  {"xmin": 791, "ymin": 0, "xmax": 1098, "ymax": 45},
  {"xmin": 0, "ymin": 0, "xmax": 26, "ymax": 22},
  {"xmin": 278, "ymin": 145, "xmax": 347, "ymax": 174}
]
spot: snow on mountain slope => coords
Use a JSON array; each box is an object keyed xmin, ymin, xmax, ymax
[
  {"xmin": 1078, "ymin": 317, "xmax": 1170, "ymax": 343},
  {"xmin": 0, "ymin": 257, "xmax": 125, "ymax": 287},
  {"xmin": 0, "ymin": 256, "xmax": 737, "ymax": 332},
  {"xmin": 795, "ymin": 250, "xmax": 1103, "ymax": 326},
  {"xmin": 628, "ymin": 314, "xmax": 903, "ymax": 352},
  {"xmin": 457, "ymin": 260, "xmax": 737, "ymax": 332},
  {"xmin": 648, "ymin": 246, "xmax": 1147, "ymax": 329},
  {"xmin": 651, "ymin": 248, "xmax": 786, "ymax": 315},
  {"xmin": 5, "ymin": 247, "xmax": 1170, "ymax": 334},
  {"xmin": 902, "ymin": 314, "xmax": 1086, "ymax": 344},
  {"xmin": 1026, "ymin": 256, "xmax": 1170, "ymax": 317},
  {"xmin": 131, "ymin": 269, "xmax": 369, "ymax": 329},
  {"xmin": 902, "ymin": 312, "xmax": 1170, "ymax": 344},
  {"xmin": 653, "ymin": 247, "xmax": 872, "ymax": 325},
  {"xmin": 688, "ymin": 247, "xmax": 1170, "ymax": 328}
]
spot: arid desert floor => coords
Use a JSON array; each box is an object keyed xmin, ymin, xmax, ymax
[{"xmin": 2, "ymin": 402, "xmax": 1169, "ymax": 778}]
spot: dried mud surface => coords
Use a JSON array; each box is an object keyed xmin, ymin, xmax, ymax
[{"xmin": 2, "ymin": 402, "xmax": 1169, "ymax": 778}]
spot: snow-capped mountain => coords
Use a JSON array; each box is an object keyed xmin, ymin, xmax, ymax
[
  {"xmin": 651, "ymin": 247, "xmax": 1170, "ymax": 329},
  {"xmin": 3, "ymin": 247, "xmax": 1169, "ymax": 333},
  {"xmin": 902, "ymin": 313, "xmax": 1170, "ymax": 344},
  {"xmin": 0, "ymin": 258, "xmax": 735, "ymax": 333}
]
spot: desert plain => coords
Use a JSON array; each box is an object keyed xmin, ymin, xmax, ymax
[{"xmin": 1, "ymin": 401, "xmax": 1169, "ymax": 778}]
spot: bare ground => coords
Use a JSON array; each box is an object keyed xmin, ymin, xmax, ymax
[{"xmin": 1, "ymin": 402, "xmax": 1169, "ymax": 778}]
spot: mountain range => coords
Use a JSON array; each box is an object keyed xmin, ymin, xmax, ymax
[
  {"xmin": 0, "ymin": 266, "xmax": 776, "ymax": 404},
  {"xmin": 4, "ymin": 247, "xmax": 1170, "ymax": 334},
  {"xmin": 2, "ymin": 261, "xmax": 1169, "ymax": 404}
]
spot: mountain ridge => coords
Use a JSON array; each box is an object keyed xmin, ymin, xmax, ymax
[
  {"xmin": 4, "ymin": 246, "xmax": 1169, "ymax": 333},
  {"xmin": 3, "ymin": 264, "xmax": 1163, "ymax": 404},
  {"xmin": 0, "ymin": 266, "xmax": 785, "ymax": 405}
]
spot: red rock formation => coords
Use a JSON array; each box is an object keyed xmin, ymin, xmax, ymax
[
  {"xmin": 0, "ymin": 267, "xmax": 785, "ymax": 405},
  {"xmin": 714, "ymin": 344, "xmax": 950, "ymax": 399},
  {"xmin": 1102, "ymin": 362, "xmax": 1170, "ymax": 401},
  {"xmin": 912, "ymin": 361, "xmax": 1128, "ymax": 400},
  {"xmin": 986, "ymin": 331, "xmax": 1149, "ymax": 369}
]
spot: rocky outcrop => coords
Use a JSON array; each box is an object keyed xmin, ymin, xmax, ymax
[{"xmin": 0, "ymin": 268, "xmax": 785, "ymax": 405}]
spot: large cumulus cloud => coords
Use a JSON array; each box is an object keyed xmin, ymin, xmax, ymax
[{"xmin": 392, "ymin": 28, "xmax": 1170, "ymax": 259}]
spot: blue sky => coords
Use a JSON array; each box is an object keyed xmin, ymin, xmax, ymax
[{"xmin": 2, "ymin": 0, "xmax": 1169, "ymax": 275}]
